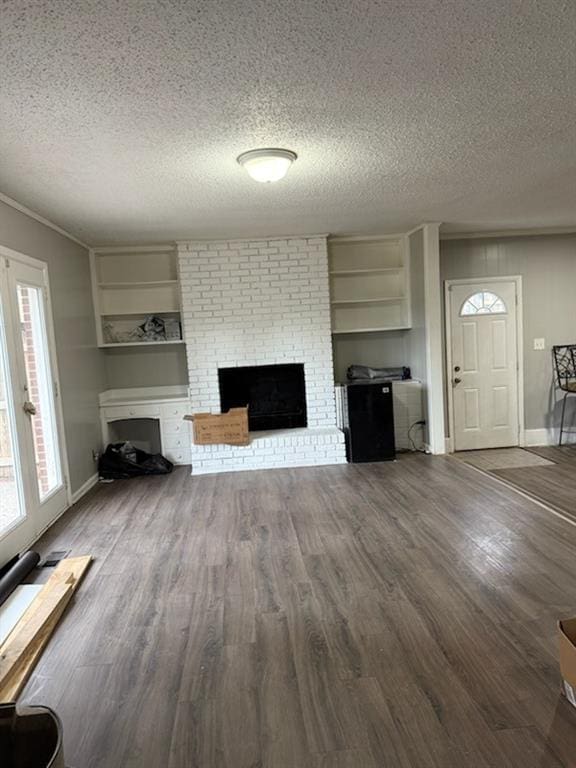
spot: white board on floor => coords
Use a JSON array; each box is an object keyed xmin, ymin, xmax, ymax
[{"xmin": 0, "ymin": 584, "xmax": 43, "ymax": 644}]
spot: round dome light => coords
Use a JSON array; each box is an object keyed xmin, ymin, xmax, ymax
[{"xmin": 237, "ymin": 148, "xmax": 297, "ymax": 183}]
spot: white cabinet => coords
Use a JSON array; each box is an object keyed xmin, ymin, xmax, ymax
[
  {"xmin": 90, "ymin": 245, "xmax": 184, "ymax": 348},
  {"xmin": 99, "ymin": 386, "xmax": 191, "ymax": 466},
  {"xmin": 328, "ymin": 236, "xmax": 411, "ymax": 334}
]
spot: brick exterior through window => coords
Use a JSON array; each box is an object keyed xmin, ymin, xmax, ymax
[{"xmin": 18, "ymin": 287, "xmax": 50, "ymax": 496}]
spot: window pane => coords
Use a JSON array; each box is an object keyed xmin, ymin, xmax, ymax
[
  {"xmin": 461, "ymin": 291, "xmax": 507, "ymax": 316},
  {"xmin": 17, "ymin": 285, "xmax": 62, "ymax": 499}
]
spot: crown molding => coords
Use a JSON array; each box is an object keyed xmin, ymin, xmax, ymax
[
  {"xmin": 175, "ymin": 233, "xmax": 329, "ymax": 246},
  {"xmin": 92, "ymin": 244, "xmax": 175, "ymax": 253},
  {"xmin": 0, "ymin": 191, "xmax": 89, "ymax": 249},
  {"xmin": 440, "ymin": 226, "xmax": 576, "ymax": 241}
]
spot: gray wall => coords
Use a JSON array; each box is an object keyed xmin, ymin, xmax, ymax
[
  {"xmin": 441, "ymin": 234, "xmax": 576, "ymax": 431},
  {"xmin": 332, "ymin": 331, "xmax": 409, "ymax": 382},
  {"xmin": 0, "ymin": 200, "xmax": 105, "ymax": 492},
  {"xmin": 104, "ymin": 346, "xmax": 188, "ymax": 388}
]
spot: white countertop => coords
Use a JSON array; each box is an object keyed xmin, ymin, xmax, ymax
[{"xmin": 99, "ymin": 385, "xmax": 189, "ymax": 406}]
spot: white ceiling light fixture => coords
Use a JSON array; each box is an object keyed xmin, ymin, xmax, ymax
[{"xmin": 237, "ymin": 148, "xmax": 297, "ymax": 183}]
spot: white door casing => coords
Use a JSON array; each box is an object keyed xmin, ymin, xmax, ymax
[
  {"xmin": 0, "ymin": 265, "xmax": 35, "ymax": 562},
  {"xmin": 447, "ymin": 278, "xmax": 522, "ymax": 451},
  {"xmin": 0, "ymin": 248, "xmax": 69, "ymax": 567}
]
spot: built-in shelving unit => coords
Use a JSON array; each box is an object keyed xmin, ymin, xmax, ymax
[
  {"xmin": 328, "ymin": 235, "xmax": 411, "ymax": 334},
  {"xmin": 90, "ymin": 245, "xmax": 183, "ymax": 348}
]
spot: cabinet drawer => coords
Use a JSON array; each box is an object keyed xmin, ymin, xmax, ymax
[
  {"xmin": 102, "ymin": 404, "xmax": 161, "ymax": 420},
  {"xmin": 164, "ymin": 448, "xmax": 191, "ymax": 465},
  {"xmin": 163, "ymin": 434, "xmax": 189, "ymax": 450},
  {"xmin": 162, "ymin": 418, "xmax": 190, "ymax": 436},
  {"xmin": 160, "ymin": 403, "xmax": 191, "ymax": 420}
]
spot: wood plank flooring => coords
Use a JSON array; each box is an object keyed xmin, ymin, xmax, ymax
[
  {"xmin": 20, "ymin": 455, "xmax": 576, "ymax": 767},
  {"xmin": 491, "ymin": 446, "xmax": 576, "ymax": 521}
]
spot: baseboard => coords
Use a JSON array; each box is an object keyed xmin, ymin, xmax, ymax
[
  {"xmin": 70, "ymin": 472, "xmax": 99, "ymax": 504},
  {"xmin": 444, "ymin": 429, "xmax": 576, "ymax": 450},
  {"xmin": 524, "ymin": 428, "xmax": 576, "ymax": 447}
]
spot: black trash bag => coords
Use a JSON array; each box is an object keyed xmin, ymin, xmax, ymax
[{"xmin": 98, "ymin": 442, "xmax": 173, "ymax": 479}]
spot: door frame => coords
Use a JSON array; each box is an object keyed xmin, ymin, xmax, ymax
[
  {"xmin": 444, "ymin": 275, "xmax": 524, "ymax": 453},
  {"xmin": 0, "ymin": 244, "xmax": 71, "ymax": 529}
]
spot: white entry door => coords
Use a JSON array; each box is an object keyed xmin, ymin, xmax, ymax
[
  {"xmin": 0, "ymin": 250, "xmax": 68, "ymax": 568},
  {"xmin": 448, "ymin": 280, "xmax": 520, "ymax": 451}
]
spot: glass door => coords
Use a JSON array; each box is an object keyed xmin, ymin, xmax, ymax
[
  {"xmin": 0, "ymin": 284, "xmax": 35, "ymax": 562},
  {"xmin": 0, "ymin": 251, "xmax": 68, "ymax": 567}
]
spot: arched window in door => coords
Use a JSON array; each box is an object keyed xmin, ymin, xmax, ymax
[{"xmin": 460, "ymin": 291, "xmax": 507, "ymax": 316}]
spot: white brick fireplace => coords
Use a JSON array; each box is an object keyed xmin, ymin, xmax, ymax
[{"xmin": 177, "ymin": 235, "xmax": 346, "ymax": 474}]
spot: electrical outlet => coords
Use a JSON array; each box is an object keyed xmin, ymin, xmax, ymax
[
  {"xmin": 533, "ymin": 338, "xmax": 546, "ymax": 351},
  {"xmin": 92, "ymin": 449, "xmax": 100, "ymax": 462}
]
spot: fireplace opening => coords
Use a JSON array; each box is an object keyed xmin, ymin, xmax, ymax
[{"xmin": 218, "ymin": 363, "xmax": 307, "ymax": 431}]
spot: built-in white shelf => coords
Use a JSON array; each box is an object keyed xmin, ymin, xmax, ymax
[
  {"xmin": 328, "ymin": 235, "xmax": 411, "ymax": 334},
  {"xmin": 99, "ymin": 340, "xmax": 185, "ymax": 348},
  {"xmin": 332, "ymin": 326, "xmax": 411, "ymax": 334},
  {"xmin": 90, "ymin": 246, "xmax": 183, "ymax": 348},
  {"xmin": 101, "ymin": 308, "xmax": 180, "ymax": 316},
  {"xmin": 329, "ymin": 267, "xmax": 403, "ymax": 276},
  {"xmin": 331, "ymin": 296, "xmax": 405, "ymax": 305},
  {"xmin": 98, "ymin": 280, "xmax": 179, "ymax": 289}
]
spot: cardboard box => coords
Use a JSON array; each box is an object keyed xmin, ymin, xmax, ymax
[
  {"xmin": 184, "ymin": 407, "xmax": 249, "ymax": 446},
  {"xmin": 558, "ymin": 617, "xmax": 576, "ymax": 708}
]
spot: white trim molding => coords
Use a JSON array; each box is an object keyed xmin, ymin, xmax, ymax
[
  {"xmin": 422, "ymin": 223, "xmax": 446, "ymax": 455},
  {"xmin": 70, "ymin": 473, "xmax": 100, "ymax": 505},
  {"xmin": 524, "ymin": 428, "xmax": 576, "ymax": 447},
  {"xmin": 441, "ymin": 226, "xmax": 576, "ymax": 241}
]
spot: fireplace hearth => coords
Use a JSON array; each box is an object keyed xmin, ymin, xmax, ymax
[{"xmin": 218, "ymin": 363, "xmax": 307, "ymax": 431}]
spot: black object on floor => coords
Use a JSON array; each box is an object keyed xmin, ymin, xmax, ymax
[
  {"xmin": 341, "ymin": 379, "xmax": 396, "ymax": 462},
  {"xmin": 98, "ymin": 442, "xmax": 173, "ymax": 480},
  {"xmin": 0, "ymin": 551, "xmax": 41, "ymax": 608},
  {"xmin": 41, "ymin": 551, "xmax": 70, "ymax": 568},
  {"xmin": 0, "ymin": 702, "xmax": 65, "ymax": 767}
]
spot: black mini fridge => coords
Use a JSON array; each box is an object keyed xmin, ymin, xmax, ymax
[{"xmin": 341, "ymin": 380, "xmax": 395, "ymax": 462}]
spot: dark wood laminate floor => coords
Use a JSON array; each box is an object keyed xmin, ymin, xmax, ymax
[
  {"xmin": 491, "ymin": 446, "xmax": 576, "ymax": 521},
  {"xmin": 21, "ymin": 455, "xmax": 576, "ymax": 768}
]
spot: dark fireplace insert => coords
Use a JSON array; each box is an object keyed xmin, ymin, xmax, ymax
[{"xmin": 218, "ymin": 363, "xmax": 307, "ymax": 431}]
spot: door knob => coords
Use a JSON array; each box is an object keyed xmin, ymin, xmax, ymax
[
  {"xmin": 454, "ymin": 365, "xmax": 461, "ymax": 372},
  {"xmin": 453, "ymin": 378, "xmax": 462, "ymax": 385},
  {"xmin": 23, "ymin": 400, "xmax": 37, "ymax": 416}
]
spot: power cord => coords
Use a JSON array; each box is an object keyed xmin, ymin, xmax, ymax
[{"xmin": 408, "ymin": 419, "xmax": 427, "ymax": 453}]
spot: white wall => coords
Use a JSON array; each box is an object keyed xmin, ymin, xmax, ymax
[
  {"xmin": 178, "ymin": 236, "xmax": 338, "ymax": 426},
  {"xmin": 407, "ymin": 229, "xmax": 426, "ymax": 381},
  {"xmin": 406, "ymin": 225, "xmax": 445, "ymax": 453},
  {"xmin": 0, "ymin": 200, "xmax": 105, "ymax": 492},
  {"xmin": 177, "ymin": 235, "xmax": 346, "ymax": 473}
]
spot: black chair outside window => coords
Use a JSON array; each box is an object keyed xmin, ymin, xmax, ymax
[{"xmin": 552, "ymin": 344, "xmax": 576, "ymax": 445}]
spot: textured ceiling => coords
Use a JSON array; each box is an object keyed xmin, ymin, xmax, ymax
[{"xmin": 1, "ymin": 0, "xmax": 575, "ymax": 245}]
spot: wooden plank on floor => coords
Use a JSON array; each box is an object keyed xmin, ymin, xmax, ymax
[
  {"xmin": 0, "ymin": 582, "xmax": 72, "ymax": 691},
  {"xmin": 0, "ymin": 555, "xmax": 91, "ymax": 702}
]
